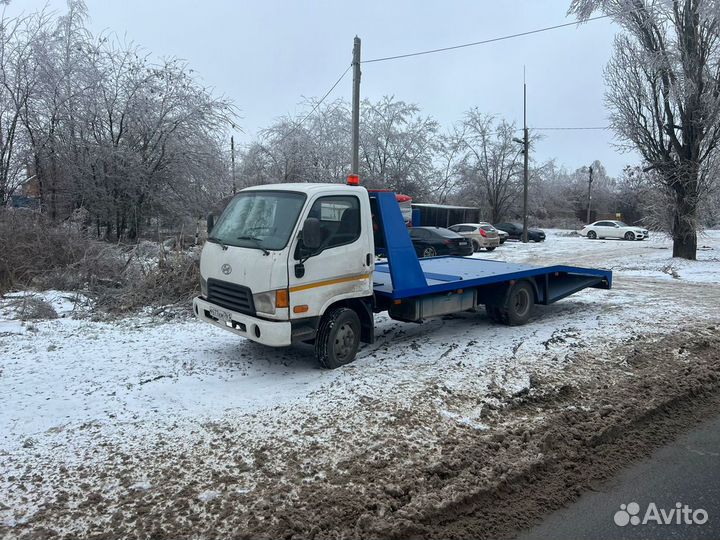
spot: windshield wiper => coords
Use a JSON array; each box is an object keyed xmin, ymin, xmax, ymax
[
  {"xmin": 237, "ymin": 235, "xmax": 270, "ymax": 255},
  {"xmin": 208, "ymin": 236, "xmax": 228, "ymax": 250}
]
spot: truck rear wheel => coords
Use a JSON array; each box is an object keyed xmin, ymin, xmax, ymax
[
  {"xmin": 315, "ymin": 307, "xmax": 361, "ymax": 369},
  {"xmin": 486, "ymin": 281, "xmax": 535, "ymax": 326}
]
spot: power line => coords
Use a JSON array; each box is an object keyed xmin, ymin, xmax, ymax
[
  {"xmin": 277, "ymin": 64, "xmax": 352, "ymax": 142},
  {"xmin": 532, "ymin": 126, "xmax": 610, "ymax": 131},
  {"xmin": 362, "ymin": 10, "xmax": 637, "ymax": 64}
]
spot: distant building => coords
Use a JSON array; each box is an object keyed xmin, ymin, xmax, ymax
[
  {"xmin": 8, "ymin": 170, "xmax": 40, "ymax": 210},
  {"xmin": 8, "ymin": 195, "xmax": 40, "ymax": 210}
]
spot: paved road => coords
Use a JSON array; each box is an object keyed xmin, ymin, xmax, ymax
[{"xmin": 515, "ymin": 414, "xmax": 720, "ymax": 540}]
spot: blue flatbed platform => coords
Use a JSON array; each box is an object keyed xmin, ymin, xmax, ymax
[
  {"xmin": 373, "ymin": 256, "xmax": 612, "ymax": 302},
  {"xmin": 369, "ymin": 190, "xmax": 612, "ymax": 306}
]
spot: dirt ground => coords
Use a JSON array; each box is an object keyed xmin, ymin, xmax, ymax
[{"xmin": 2, "ymin": 231, "xmax": 720, "ymax": 539}]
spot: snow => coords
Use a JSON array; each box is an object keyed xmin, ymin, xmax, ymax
[
  {"xmin": 479, "ymin": 229, "xmax": 720, "ymax": 284},
  {"xmin": 1, "ymin": 230, "xmax": 719, "ymax": 529}
]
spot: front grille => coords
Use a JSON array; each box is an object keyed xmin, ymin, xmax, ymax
[{"xmin": 207, "ymin": 278, "xmax": 255, "ymax": 316}]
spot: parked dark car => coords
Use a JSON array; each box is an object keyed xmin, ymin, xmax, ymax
[
  {"xmin": 409, "ymin": 226, "xmax": 474, "ymax": 258},
  {"xmin": 494, "ymin": 222, "xmax": 546, "ymax": 242}
]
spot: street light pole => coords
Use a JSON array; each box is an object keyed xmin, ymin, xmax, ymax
[
  {"xmin": 231, "ymin": 135, "xmax": 236, "ymax": 195},
  {"xmin": 586, "ymin": 165, "xmax": 594, "ymax": 224}
]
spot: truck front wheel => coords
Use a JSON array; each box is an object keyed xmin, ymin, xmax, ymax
[{"xmin": 315, "ymin": 307, "xmax": 361, "ymax": 369}]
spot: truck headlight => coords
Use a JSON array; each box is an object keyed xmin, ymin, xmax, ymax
[
  {"xmin": 201, "ymin": 276, "xmax": 207, "ymax": 297},
  {"xmin": 253, "ymin": 289, "xmax": 289, "ymax": 316}
]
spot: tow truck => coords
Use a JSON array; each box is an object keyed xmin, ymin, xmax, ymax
[{"xmin": 193, "ymin": 178, "xmax": 612, "ymax": 368}]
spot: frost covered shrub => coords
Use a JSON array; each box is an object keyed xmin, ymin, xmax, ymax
[
  {"xmin": 0, "ymin": 210, "xmax": 122, "ymax": 293},
  {"xmin": 95, "ymin": 249, "xmax": 201, "ymax": 314},
  {"xmin": 17, "ymin": 297, "xmax": 59, "ymax": 320},
  {"xmin": 0, "ymin": 210, "xmax": 201, "ymax": 314}
]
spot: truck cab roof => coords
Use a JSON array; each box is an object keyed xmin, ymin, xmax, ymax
[{"xmin": 242, "ymin": 183, "xmax": 367, "ymax": 196}]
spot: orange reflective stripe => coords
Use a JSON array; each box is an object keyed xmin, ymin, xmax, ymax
[{"xmin": 289, "ymin": 273, "xmax": 371, "ymax": 293}]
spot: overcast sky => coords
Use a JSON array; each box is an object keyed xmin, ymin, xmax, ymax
[{"xmin": 7, "ymin": 0, "xmax": 640, "ymax": 176}]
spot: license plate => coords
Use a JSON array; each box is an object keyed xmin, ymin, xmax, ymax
[
  {"xmin": 459, "ymin": 241, "xmax": 467, "ymax": 245},
  {"xmin": 209, "ymin": 307, "xmax": 231, "ymax": 322}
]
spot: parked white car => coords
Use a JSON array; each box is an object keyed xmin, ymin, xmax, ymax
[
  {"xmin": 449, "ymin": 222, "xmax": 501, "ymax": 251},
  {"xmin": 580, "ymin": 220, "xmax": 649, "ymax": 240}
]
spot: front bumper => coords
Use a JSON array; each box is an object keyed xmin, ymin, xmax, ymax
[{"xmin": 193, "ymin": 296, "xmax": 292, "ymax": 347}]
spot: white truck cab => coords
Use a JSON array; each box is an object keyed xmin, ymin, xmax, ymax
[{"xmin": 193, "ymin": 183, "xmax": 376, "ymax": 368}]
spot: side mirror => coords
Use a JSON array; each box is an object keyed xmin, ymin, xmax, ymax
[
  {"xmin": 302, "ymin": 217, "xmax": 322, "ymax": 250},
  {"xmin": 207, "ymin": 213, "xmax": 215, "ymax": 234}
]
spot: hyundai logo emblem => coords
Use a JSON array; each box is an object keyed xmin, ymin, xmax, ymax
[{"xmin": 221, "ymin": 264, "xmax": 232, "ymax": 275}]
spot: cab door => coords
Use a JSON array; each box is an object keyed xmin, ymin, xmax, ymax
[{"xmin": 288, "ymin": 193, "xmax": 373, "ymax": 320}]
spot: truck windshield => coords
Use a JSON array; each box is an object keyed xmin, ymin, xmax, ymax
[{"xmin": 209, "ymin": 191, "xmax": 306, "ymax": 251}]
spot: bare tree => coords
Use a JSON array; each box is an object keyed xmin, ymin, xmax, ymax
[
  {"xmin": 458, "ymin": 111, "xmax": 524, "ymax": 223},
  {"xmin": 0, "ymin": 1, "xmax": 238, "ymax": 240},
  {"xmin": 239, "ymin": 97, "xmax": 439, "ymax": 199},
  {"xmin": 570, "ymin": 0, "xmax": 720, "ymax": 259},
  {"xmin": 250, "ymin": 99, "xmax": 350, "ymax": 186},
  {"xmin": 359, "ymin": 96, "xmax": 439, "ymax": 198},
  {"xmin": 430, "ymin": 127, "xmax": 467, "ymax": 203},
  {"xmin": 0, "ymin": 8, "xmax": 49, "ymax": 205}
]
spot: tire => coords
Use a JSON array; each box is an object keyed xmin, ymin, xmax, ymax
[
  {"xmin": 485, "ymin": 304, "xmax": 502, "ymax": 323},
  {"xmin": 472, "ymin": 240, "xmax": 480, "ymax": 252},
  {"xmin": 490, "ymin": 281, "xmax": 535, "ymax": 326},
  {"xmin": 486, "ymin": 246, "xmax": 496, "ymax": 252},
  {"xmin": 315, "ymin": 307, "xmax": 361, "ymax": 369},
  {"xmin": 422, "ymin": 246, "xmax": 437, "ymax": 258},
  {"xmin": 624, "ymin": 231, "xmax": 635, "ymax": 241},
  {"xmin": 587, "ymin": 230, "xmax": 597, "ymax": 239}
]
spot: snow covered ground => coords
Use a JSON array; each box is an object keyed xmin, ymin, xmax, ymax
[{"xmin": 1, "ymin": 230, "xmax": 719, "ymax": 535}]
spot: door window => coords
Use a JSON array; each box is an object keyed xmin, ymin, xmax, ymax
[{"xmin": 308, "ymin": 196, "xmax": 361, "ymax": 249}]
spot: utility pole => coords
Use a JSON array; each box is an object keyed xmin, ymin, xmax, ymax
[
  {"xmin": 351, "ymin": 36, "xmax": 361, "ymax": 176},
  {"xmin": 522, "ymin": 78, "xmax": 529, "ymax": 244},
  {"xmin": 512, "ymin": 74, "xmax": 530, "ymax": 242},
  {"xmin": 586, "ymin": 165, "xmax": 594, "ymax": 224},
  {"xmin": 231, "ymin": 135, "xmax": 236, "ymax": 195}
]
